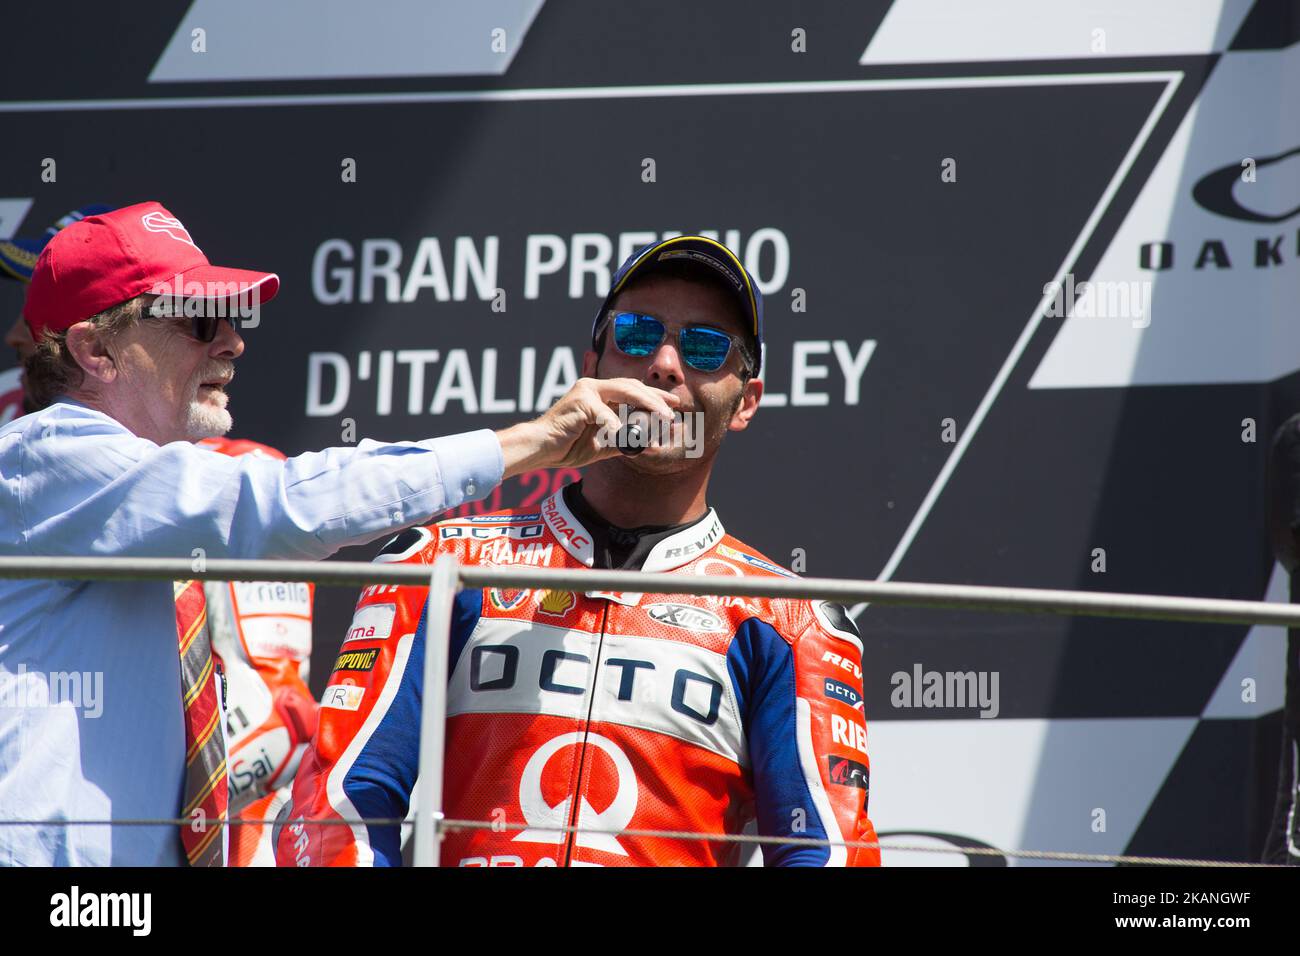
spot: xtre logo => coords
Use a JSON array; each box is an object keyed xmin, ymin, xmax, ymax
[{"xmin": 644, "ymin": 602, "xmax": 726, "ymax": 633}]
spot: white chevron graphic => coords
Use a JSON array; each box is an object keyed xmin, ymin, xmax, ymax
[{"xmin": 150, "ymin": 0, "xmax": 545, "ymax": 83}]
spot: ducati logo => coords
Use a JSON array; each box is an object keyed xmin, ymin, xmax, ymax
[{"xmin": 514, "ymin": 732, "xmax": 637, "ymax": 856}]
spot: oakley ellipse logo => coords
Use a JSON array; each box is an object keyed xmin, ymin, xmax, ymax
[
  {"xmin": 1191, "ymin": 146, "xmax": 1300, "ymax": 224},
  {"xmin": 514, "ymin": 732, "xmax": 636, "ymax": 857},
  {"xmin": 140, "ymin": 211, "xmax": 201, "ymax": 249}
]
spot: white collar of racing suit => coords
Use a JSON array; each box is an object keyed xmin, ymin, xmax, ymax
[{"xmin": 539, "ymin": 490, "xmax": 726, "ymax": 574}]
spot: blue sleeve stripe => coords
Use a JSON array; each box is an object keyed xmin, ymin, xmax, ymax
[{"xmin": 728, "ymin": 619, "xmax": 832, "ymax": 867}]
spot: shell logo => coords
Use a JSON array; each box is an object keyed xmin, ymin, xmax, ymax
[{"xmin": 537, "ymin": 590, "xmax": 575, "ymax": 616}]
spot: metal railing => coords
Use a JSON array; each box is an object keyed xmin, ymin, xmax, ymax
[
  {"xmin": 0, "ymin": 553, "xmax": 1291, "ymax": 867},
  {"xmin": 3, "ymin": 555, "xmax": 1297, "ymax": 626}
]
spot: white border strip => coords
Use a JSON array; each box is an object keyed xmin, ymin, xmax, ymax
[{"xmin": 0, "ymin": 73, "xmax": 1178, "ymax": 113}]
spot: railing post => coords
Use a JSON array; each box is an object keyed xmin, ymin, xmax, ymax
[{"xmin": 413, "ymin": 553, "xmax": 459, "ymax": 867}]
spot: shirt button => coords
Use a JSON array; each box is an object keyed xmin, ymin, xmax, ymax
[
  {"xmin": 391, "ymin": 511, "xmax": 403, "ymax": 523},
  {"xmin": 465, "ymin": 482, "xmax": 477, "ymax": 497}
]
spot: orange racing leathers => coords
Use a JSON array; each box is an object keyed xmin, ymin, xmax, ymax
[{"xmin": 278, "ymin": 490, "xmax": 879, "ymax": 867}]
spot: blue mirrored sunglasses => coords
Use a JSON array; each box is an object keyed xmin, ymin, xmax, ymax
[{"xmin": 608, "ymin": 311, "xmax": 751, "ymax": 373}]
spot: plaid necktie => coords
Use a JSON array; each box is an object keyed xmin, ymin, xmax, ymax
[{"xmin": 175, "ymin": 579, "xmax": 228, "ymax": 866}]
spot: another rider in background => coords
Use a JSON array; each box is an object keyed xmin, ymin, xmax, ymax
[
  {"xmin": 199, "ymin": 436, "xmax": 319, "ymax": 867},
  {"xmin": 0, "ymin": 204, "xmax": 112, "ymax": 422}
]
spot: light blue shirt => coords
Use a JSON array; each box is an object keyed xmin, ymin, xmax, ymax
[{"xmin": 0, "ymin": 400, "xmax": 502, "ymax": 866}]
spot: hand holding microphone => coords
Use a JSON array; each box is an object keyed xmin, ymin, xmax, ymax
[{"xmin": 496, "ymin": 377, "xmax": 677, "ymax": 476}]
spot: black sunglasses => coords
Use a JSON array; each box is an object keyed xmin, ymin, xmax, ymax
[
  {"xmin": 146, "ymin": 296, "xmax": 235, "ymax": 344},
  {"xmin": 603, "ymin": 310, "xmax": 753, "ymax": 374}
]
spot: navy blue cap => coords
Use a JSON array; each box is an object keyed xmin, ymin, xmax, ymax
[
  {"xmin": 593, "ymin": 235, "xmax": 765, "ymax": 375},
  {"xmin": 0, "ymin": 204, "xmax": 114, "ymax": 283}
]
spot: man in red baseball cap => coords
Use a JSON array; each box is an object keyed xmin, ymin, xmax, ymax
[
  {"xmin": 21, "ymin": 201, "xmax": 279, "ymax": 438},
  {"xmin": 0, "ymin": 201, "xmax": 677, "ymax": 866}
]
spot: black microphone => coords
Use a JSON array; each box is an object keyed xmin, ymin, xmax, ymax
[{"xmin": 616, "ymin": 422, "xmax": 647, "ymax": 456}]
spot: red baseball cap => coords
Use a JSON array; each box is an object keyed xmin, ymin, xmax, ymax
[{"xmin": 23, "ymin": 201, "xmax": 279, "ymax": 338}]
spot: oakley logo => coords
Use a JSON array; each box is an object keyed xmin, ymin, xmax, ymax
[
  {"xmin": 1191, "ymin": 146, "xmax": 1300, "ymax": 224},
  {"xmin": 140, "ymin": 211, "xmax": 200, "ymax": 249}
]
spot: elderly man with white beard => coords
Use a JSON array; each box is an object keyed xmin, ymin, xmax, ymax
[{"xmin": 0, "ymin": 202, "xmax": 676, "ymax": 866}]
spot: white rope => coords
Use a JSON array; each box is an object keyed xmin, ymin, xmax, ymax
[
  {"xmin": 1, "ymin": 817, "xmax": 1273, "ymax": 867},
  {"xmin": 430, "ymin": 817, "xmax": 1275, "ymax": 867}
]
